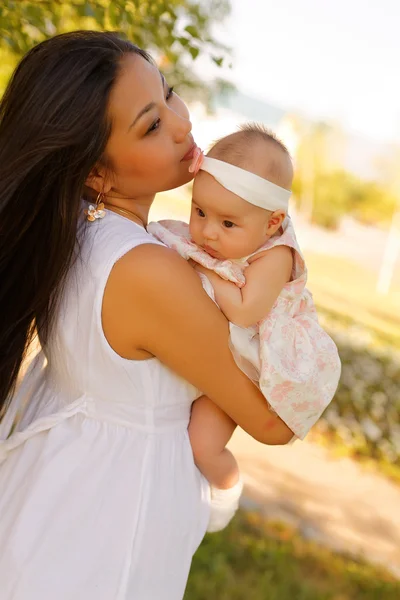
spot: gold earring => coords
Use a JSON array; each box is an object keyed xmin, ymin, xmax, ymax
[{"xmin": 85, "ymin": 192, "xmax": 106, "ymax": 222}]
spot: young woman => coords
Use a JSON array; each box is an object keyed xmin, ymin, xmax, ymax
[{"xmin": 0, "ymin": 31, "xmax": 292, "ymax": 599}]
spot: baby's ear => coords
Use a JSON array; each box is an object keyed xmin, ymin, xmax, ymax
[{"xmin": 266, "ymin": 210, "xmax": 286, "ymax": 235}]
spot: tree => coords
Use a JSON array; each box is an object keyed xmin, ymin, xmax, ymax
[
  {"xmin": 0, "ymin": 0, "xmax": 231, "ymax": 99},
  {"xmin": 376, "ymin": 145, "xmax": 400, "ymax": 293},
  {"xmin": 291, "ymin": 119, "xmax": 397, "ymax": 230},
  {"xmin": 290, "ymin": 119, "xmax": 346, "ymax": 226}
]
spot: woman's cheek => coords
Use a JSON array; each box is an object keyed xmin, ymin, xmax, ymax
[{"xmin": 158, "ymin": 143, "xmax": 175, "ymax": 172}]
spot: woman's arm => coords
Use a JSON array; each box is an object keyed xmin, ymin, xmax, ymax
[
  {"xmin": 193, "ymin": 245, "xmax": 293, "ymax": 328},
  {"xmin": 102, "ymin": 244, "xmax": 293, "ymax": 445}
]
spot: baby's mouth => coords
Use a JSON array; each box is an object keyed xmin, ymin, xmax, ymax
[{"xmin": 202, "ymin": 245, "xmax": 223, "ymax": 259}]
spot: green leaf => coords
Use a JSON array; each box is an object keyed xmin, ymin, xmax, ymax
[
  {"xmin": 212, "ymin": 56, "xmax": 224, "ymax": 67},
  {"xmin": 185, "ymin": 24, "xmax": 200, "ymax": 39},
  {"xmin": 0, "ymin": 0, "xmax": 233, "ymax": 99},
  {"xmin": 93, "ymin": 5, "xmax": 105, "ymax": 26},
  {"xmin": 84, "ymin": 2, "xmax": 96, "ymax": 18},
  {"xmin": 108, "ymin": 3, "xmax": 120, "ymax": 28},
  {"xmin": 189, "ymin": 46, "xmax": 200, "ymax": 60}
]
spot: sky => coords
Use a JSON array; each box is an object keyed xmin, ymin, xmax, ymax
[{"xmin": 201, "ymin": 0, "xmax": 400, "ymax": 144}]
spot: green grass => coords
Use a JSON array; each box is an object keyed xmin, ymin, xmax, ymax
[
  {"xmin": 186, "ymin": 511, "xmax": 400, "ymax": 600},
  {"xmin": 310, "ymin": 427, "xmax": 400, "ymax": 486},
  {"xmin": 305, "ymin": 251, "xmax": 400, "ymax": 347}
]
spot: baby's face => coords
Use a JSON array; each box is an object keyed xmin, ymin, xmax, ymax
[{"xmin": 189, "ymin": 172, "xmax": 272, "ymax": 260}]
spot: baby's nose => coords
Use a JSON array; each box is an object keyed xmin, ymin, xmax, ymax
[{"xmin": 203, "ymin": 224, "xmax": 218, "ymax": 241}]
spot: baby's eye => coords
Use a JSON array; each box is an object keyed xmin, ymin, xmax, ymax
[
  {"xmin": 223, "ymin": 220, "xmax": 235, "ymax": 228},
  {"xmin": 196, "ymin": 208, "xmax": 206, "ymax": 218}
]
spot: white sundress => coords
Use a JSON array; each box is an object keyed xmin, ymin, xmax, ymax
[
  {"xmin": 0, "ymin": 212, "xmax": 210, "ymax": 600},
  {"xmin": 148, "ymin": 217, "xmax": 341, "ymax": 440}
]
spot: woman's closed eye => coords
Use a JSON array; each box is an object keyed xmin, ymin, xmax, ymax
[{"xmin": 145, "ymin": 86, "xmax": 175, "ymax": 135}]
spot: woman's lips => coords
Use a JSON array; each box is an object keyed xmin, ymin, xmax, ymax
[{"xmin": 181, "ymin": 142, "xmax": 197, "ymax": 162}]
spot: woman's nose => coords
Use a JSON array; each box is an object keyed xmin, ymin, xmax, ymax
[{"xmin": 171, "ymin": 112, "xmax": 192, "ymax": 143}]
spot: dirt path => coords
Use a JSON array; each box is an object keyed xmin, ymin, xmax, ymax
[{"xmin": 228, "ymin": 429, "xmax": 400, "ymax": 577}]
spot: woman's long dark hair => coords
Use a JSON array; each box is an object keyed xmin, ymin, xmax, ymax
[{"xmin": 0, "ymin": 31, "xmax": 151, "ymax": 414}]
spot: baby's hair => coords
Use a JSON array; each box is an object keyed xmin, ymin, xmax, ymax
[
  {"xmin": 240, "ymin": 122, "xmax": 291, "ymax": 157},
  {"xmin": 207, "ymin": 122, "xmax": 293, "ymax": 189}
]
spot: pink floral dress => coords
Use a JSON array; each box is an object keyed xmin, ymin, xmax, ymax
[{"xmin": 148, "ymin": 217, "xmax": 341, "ymax": 440}]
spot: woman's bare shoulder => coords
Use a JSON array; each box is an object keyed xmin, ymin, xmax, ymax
[
  {"xmin": 114, "ymin": 241, "xmax": 202, "ymax": 296},
  {"xmin": 102, "ymin": 241, "xmax": 207, "ymax": 359}
]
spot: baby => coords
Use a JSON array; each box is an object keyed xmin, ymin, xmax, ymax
[{"xmin": 149, "ymin": 124, "xmax": 341, "ymax": 530}]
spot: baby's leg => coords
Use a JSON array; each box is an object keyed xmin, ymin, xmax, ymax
[{"xmin": 188, "ymin": 395, "xmax": 239, "ymax": 489}]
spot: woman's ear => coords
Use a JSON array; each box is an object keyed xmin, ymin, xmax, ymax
[
  {"xmin": 85, "ymin": 164, "xmax": 112, "ymax": 195},
  {"xmin": 266, "ymin": 210, "xmax": 286, "ymax": 236}
]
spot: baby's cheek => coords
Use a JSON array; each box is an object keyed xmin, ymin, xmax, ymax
[
  {"xmin": 226, "ymin": 233, "xmax": 249, "ymax": 258},
  {"xmin": 188, "ymin": 219, "xmax": 199, "ymax": 243}
]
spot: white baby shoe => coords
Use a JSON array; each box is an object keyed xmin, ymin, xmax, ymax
[{"xmin": 207, "ymin": 477, "xmax": 244, "ymax": 533}]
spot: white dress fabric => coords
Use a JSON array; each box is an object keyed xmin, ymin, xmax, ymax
[{"xmin": 0, "ymin": 212, "xmax": 210, "ymax": 600}]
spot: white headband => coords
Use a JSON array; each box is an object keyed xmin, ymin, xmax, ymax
[{"xmin": 200, "ymin": 156, "xmax": 291, "ymax": 212}]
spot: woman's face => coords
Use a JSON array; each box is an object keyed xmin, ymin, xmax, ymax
[{"xmin": 100, "ymin": 53, "xmax": 197, "ymax": 199}]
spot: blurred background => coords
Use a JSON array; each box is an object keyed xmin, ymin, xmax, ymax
[{"xmin": 1, "ymin": 1, "xmax": 399, "ymax": 597}]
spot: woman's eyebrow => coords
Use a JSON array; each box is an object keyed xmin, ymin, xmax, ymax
[{"xmin": 128, "ymin": 71, "xmax": 166, "ymax": 131}]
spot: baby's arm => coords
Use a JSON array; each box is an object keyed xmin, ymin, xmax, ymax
[{"xmin": 194, "ymin": 245, "xmax": 293, "ymax": 328}]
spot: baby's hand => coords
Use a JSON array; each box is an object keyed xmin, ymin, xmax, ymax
[
  {"xmin": 193, "ymin": 263, "xmax": 226, "ymax": 289},
  {"xmin": 191, "ymin": 262, "xmax": 211, "ymax": 276},
  {"xmin": 187, "ymin": 258, "xmax": 233, "ymax": 291},
  {"xmin": 188, "ymin": 258, "xmax": 207, "ymax": 272},
  {"xmin": 187, "ymin": 258, "xmax": 209, "ymax": 273},
  {"xmin": 188, "ymin": 258, "xmax": 219, "ymax": 281},
  {"xmin": 187, "ymin": 258, "xmax": 197, "ymax": 268}
]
